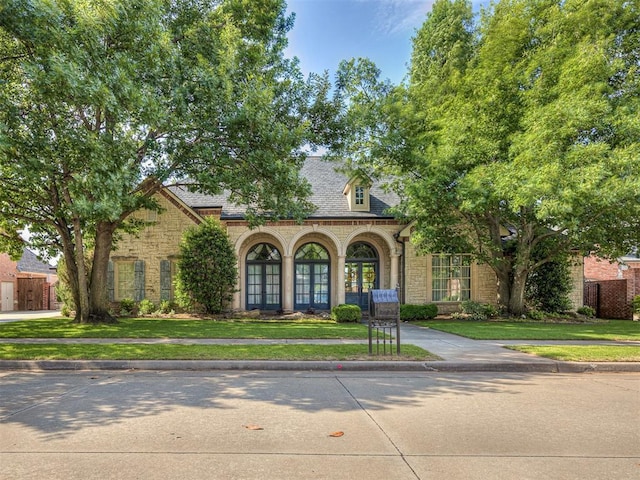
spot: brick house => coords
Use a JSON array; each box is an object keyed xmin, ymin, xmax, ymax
[
  {"xmin": 0, "ymin": 248, "xmax": 58, "ymax": 312},
  {"xmin": 109, "ymin": 157, "xmax": 584, "ymax": 313},
  {"xmin": 584, "ymin": 252, "xmax": 640, "ymax": 319}
]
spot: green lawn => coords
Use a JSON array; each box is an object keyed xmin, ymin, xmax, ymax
[
  {"xmin": 417, "ymin": 319, "xmax": 640, "ymax": 341},
  {"xmin": 508, "ymin": 345, "xmax": 640, "ymax": 362},
  {"xmin": 0, "ymin": 318, "xmax": 373, "ymax": 339},
  {"xmin": 0, "ymin": 343, "xmax": 435, "ymax": 361}
]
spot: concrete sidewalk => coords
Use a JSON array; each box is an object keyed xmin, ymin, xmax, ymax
[{"xmin": 0, "ymin": 315, "xmax": 638, "ymax": 373}]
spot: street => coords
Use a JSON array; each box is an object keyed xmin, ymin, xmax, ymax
[{"xmin": 1, "ymin": 371, "xmax": 638, "ymax": 479}]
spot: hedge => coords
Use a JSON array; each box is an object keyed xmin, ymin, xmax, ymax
[
  {"xmin": 331, "ymin": 304, "xmax": 362, "ymax": 323},
  {"xmin": 400, "ymin": 303, "xmax": 438, "ymax": 321}
]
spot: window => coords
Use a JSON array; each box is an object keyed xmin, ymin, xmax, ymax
[
  {"xmin": 432, "ymin": 255, "xmax": 471, "ymax": 302},
  {"xmin": 294, "ymin": 243, "xmax": 330, "ymax": 310},
  {"xmin": 343, "ymin": 179, "xmax": 371, "ymax": 212},
  {"xmin": 117, "ymin": 262, "xmax": 135, "ymax": 300},
  {"xmin": 246, "ymin": 243, "xmax": 282, "ymax": 310}
]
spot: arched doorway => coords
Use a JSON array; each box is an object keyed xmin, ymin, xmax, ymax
[
  {"xmin": 294, "ymin": 243, "xmax": 330, "ymax": 310},
  {"xmin": 345, "ymin": 242, "xmax": 379, "ymax": 310},
  {"xmin": 246, "ymin": 243, "xmax": 282, "ymax": 311}
]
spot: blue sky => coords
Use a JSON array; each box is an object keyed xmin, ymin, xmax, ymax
[{"xmin": 285, "ymin": 0, "xmax": 486, "ymax": 85}]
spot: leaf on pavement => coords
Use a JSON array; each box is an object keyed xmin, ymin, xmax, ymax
[
  {"xmin": 329, "ymin": 431, "xmax": 344, "ymax": 437},
  {"xmin": 243, "ymin": 424, "xmax": 264, "ymax": 430}
]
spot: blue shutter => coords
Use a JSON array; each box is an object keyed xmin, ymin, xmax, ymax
[
  {"xmin": 160, "ymin": 260, "xmax": 172, "ymax": 301},
  {"xmin": 107, "ymin": 261, "xmax": 115, "ymax": 302},
  {"xmin": 134, "ymin": 260, "xmax": 145, "ymax": 302}
]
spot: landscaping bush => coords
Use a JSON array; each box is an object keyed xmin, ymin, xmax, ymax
[
  {"xmin": 577, "ymin": 306, "xmax": 596, "ymax": 318},
  {"xmin": 158, "ymin": 300, "xmax": 176, "ymax": 315},
  {"xmin": 460, "ymin": 300, "xmax": 498, "ymax": 321},
  {"xmin": 331, "ymin": 304, "xmax": 362, "ymax": 323},
  {"xmin": 175, "ymin": 217, "xmax": 237, "ymax": 314},
  {"xmin": 632, "ymin": 295, "xmax": 640, "ymax": 319},
  {"xmin": 400, "ymin": 303, "xmax": 438, "ymax": 321},
  {"xmin": 138, "ymin": 299, "xmax": 156, "ymax": 315},
  {"xmin": 527, "ymin": 309, "xmax": 545, "ymax": 321},
  {"xmin": 119, "ymin": 298, "xmax": 136, "ymax": 316}
]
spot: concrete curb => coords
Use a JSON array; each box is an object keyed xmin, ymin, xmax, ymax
[{"xmin": 1, "ymin": 359, "xmax": 638, "ymax": 373}]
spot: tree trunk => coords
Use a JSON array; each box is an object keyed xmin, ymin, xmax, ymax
[
  {"xmin": 88, "ymin": 222, "xmax": 118, "ymax": 323},
  {"xmin": 508, "ymin": 268, "xmax": 528, "ymax": 316},
  {"xmin": 71, "ymin": 216, "xmax": 91, "ymax": 323}
]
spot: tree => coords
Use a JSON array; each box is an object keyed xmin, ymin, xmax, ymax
[
  {"xmin": 0, "ymin": 0, "xmax": 326, "ymax": 323},
  {"xmin": 175, "ymin": 217, "xmax": 237, "ymax": 314},
  {"xmin": 329, "ymin": 0, "xmax": 640, "ymax": 315}
]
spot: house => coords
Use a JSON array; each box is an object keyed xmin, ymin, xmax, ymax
[
  {"xmin": 109, "ymin": 157, "xmax": 584, "ymax": 313},
  {"xmin": 584, "ymin": 251, "xmax": 640, "ymax": 319},
  {"xmin": 0, "ymin": 248, "xmax": 58, "ymax": 312}
]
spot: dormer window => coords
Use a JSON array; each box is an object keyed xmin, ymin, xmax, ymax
[
  {"xmin": 343, "ymin": 177, "xmax": 371, "ymax": 212},
  {"xmin": 354, "ymin": 185, "xmax": 365, "ymax": 206}
]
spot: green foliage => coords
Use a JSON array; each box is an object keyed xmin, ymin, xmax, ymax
[
  {"xmin": 526, "ymin": 243, "xmax": 573, "ymax": 313},
  {"xmin": 0, "ymin": 0, "xmax": 330, "ymax": 322},
  {"xmin": 577, "ymin": 306, "xmax": 596, "ymax": 318},
  {"xmin": 631, "ymin": 296, "xmax": 640, "ymax": 315},
  {"xmin": 329, "ymin": 0, "xmax": 640, "ymax": 316},
  {"xmin": 526, "ymin": 310, "xmax": 545, "ymax": 321},
  {"xmin": 460, "ymin": 301, "xmax": 498, "ymax": 321},
  {"xmin": 400, "ymin": 304, "xmax": 438, "ymax": 321},
  {"xmin": 138, "ymin": 299, "xmax": 156, "ymax": 316},
  {"xmin": 119, "ymin": 298, "xmax": 136, "ymax": 316},
  {"xmin": 175, "ymin": 218, "xmax": 237, "ymax": 314},
  {"xmin": 331, "ymin": 304, "xmax": 362, "ymax": 323},
  {"xmin": 158, "ymin": 300, "xmax": 176, "ymax": 315}
]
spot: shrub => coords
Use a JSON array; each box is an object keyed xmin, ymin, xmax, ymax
[
  {"xmin": 460, "ymin": 301, "xmax": 498, "ymax": 321},
  {"xmin": 138, "ymin": 299, "xmax": 156, "ymax": 315},
  {"xmin": 527, "ymin": 309, "xmax": 545, "ymax": 321},
  {"xmin": 119, "ymin": 298, "xmax": 136, "ymax": 316},
  {"xmin": 525, "ymin": 242, "xmax": 573, "ymax": 313},
  {"xmin": 400, "ymin": 304, "xmax": 438, "ymax": 321},
  {"xmin": 175, "ymin": 217, "xmax": 237, "ymax": 314},
  {"xmin": 632, "ymin": 296, "xmax": 640, "ymax": 315},
  {"xmin": 331, "ymin": 304, "xmax": 362, "ymax": 323},
  {"xmin": 158, "ymin": 300, "xmax": 176, "ymax": 315},
  {"xmin": 577, "ymin": 306, "xmax": 596, "ymax": 318}
]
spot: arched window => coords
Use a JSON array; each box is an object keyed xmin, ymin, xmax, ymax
[
  {"xmin": 294, "ymin": 242, "xmax": 330, "ymax": 310},
  {"xmin": 246, "ymin": 243, "xmax": 282, "ymax": 310},
  {"xmin": 345, "ymin": 242, "xmax": 379, "ymax": 310}
]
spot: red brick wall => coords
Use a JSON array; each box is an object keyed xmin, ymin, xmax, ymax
[
  {"xmin": 596, "ymin": 279, "xmax": 632, "ymax": 319},
  {"xmin": 584, "ymin": 255, "xmax": 620, "ymax": 281}
]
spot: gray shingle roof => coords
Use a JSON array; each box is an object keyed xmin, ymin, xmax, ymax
[
  {"xmin": 170, "ymin": 156, "xmax": 399, "ymax": 219},
  {"xmin": 16, "ymin": 248, "xmax": 55, "ymax": 274}
]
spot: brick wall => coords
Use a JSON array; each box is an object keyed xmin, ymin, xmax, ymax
[
  {"xmin": 599, "ymin": 280, "xmax": 631, "ymax": 319},
  {"xmin": 584, "ymin": 255, "xmax": 620, "ymax": 280}
]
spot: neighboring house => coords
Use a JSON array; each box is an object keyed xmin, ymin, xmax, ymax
[
  {"xmin": 584, "ymin": 251, "xmax": 640, "ymax": 319},
  {"xmin": 109, "ymin": 157, "xmax": 584, "ymax": 313},
  {"xmin": 0, "ymin": 248, "xmax": 58, "ymax": 312}
]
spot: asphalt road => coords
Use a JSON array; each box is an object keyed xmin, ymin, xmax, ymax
[{"xmin": 1, "ymin": 370, "xmax": 638, "ymax": 479}]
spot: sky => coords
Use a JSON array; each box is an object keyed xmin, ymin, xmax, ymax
[{"xmin": 285, "ymin": 0, "xmax": 487, "ymax": 85}]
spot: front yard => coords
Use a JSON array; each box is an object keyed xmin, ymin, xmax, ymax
[{"xmin": 417, "ymin": 319, "xmax": 640, "ymax": 341}]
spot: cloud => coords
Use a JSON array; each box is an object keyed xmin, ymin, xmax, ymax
[{"xmin": 364, "ymin": 0, "xmax": 435, "ymax": 36}]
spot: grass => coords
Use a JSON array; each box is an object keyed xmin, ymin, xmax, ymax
[
  {"xmin": 508, "ymin": 345, "xmax": 640, "ymax": 362},
  {"xmin": 0, "ymin": 317, "xmax": 374, "ymax": 339},
  {"xmin": 416, "ymin": 319, "xmax": 640, "ymax": 341},
  {"xmin": 0, "ymin": 343, "xmax": 436, "ymax": 361}
]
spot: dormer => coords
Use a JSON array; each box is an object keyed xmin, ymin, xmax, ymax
[{"xmin": 343, "ymin": 175, "xmax": 372, "ymax": 212}]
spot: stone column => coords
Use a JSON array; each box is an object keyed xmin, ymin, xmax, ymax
[
  {"xmin": 283, "ymin": 255, "xmax": 293, "ymax": 312},
  {"xmin": 337, "ymin": 255, "xmax": 346, "ymax": 306},
  {"xmin": 391, "ymin": 254, "xmax": 399, "ymax": 291}
]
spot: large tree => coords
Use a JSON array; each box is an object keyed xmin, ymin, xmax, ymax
[
  {"xmin": 0, "ymin": 0, "xmax": 327, "ymax": 323},
  {"xmin": 329, "ymin": 0, "xmax": 640, "ymax": 315}
]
